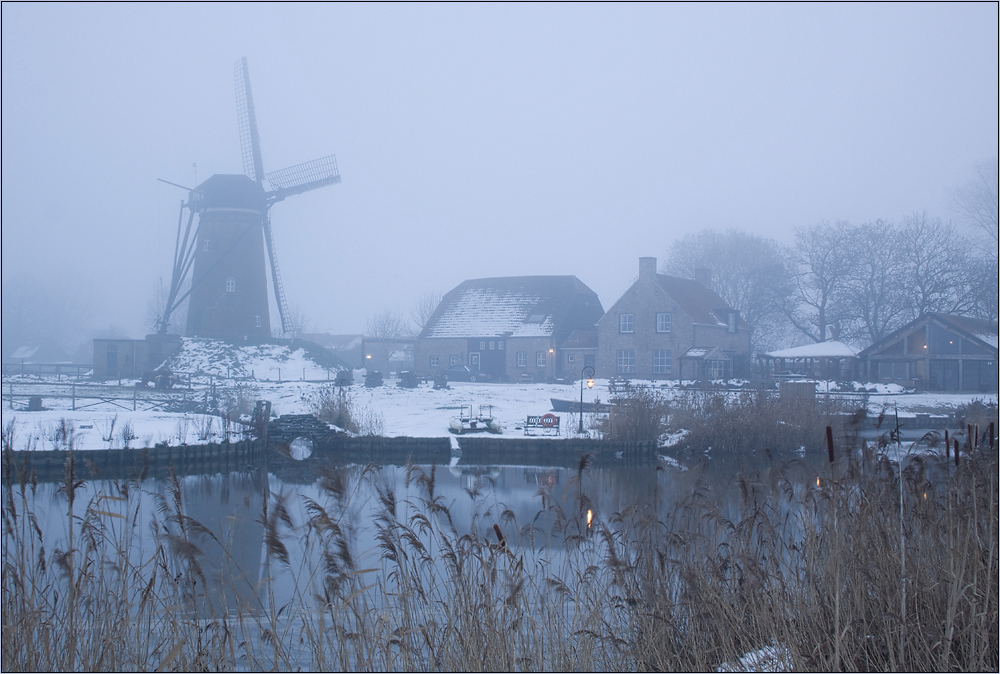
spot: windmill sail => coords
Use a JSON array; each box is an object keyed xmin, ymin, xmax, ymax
[
  {"xmin": 266, "ymin": 155, "xmax": 341, "ymax": 201},
  {"xmin": 262, "ymin": 212, "xmax": 291, "ymax": 335},
  {"xmin": 234, "ymin": 57, "xmax": 265, "ymax": 186}
]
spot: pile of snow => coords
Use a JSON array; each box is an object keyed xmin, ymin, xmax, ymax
[{"xmin": 163, "ymin": 338, "xmax": 341, "ymax": 381}]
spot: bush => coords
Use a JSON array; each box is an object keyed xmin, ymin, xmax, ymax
[{"xmin": 597, "ymin": 383, "xmax": 668, "ymax": 442}]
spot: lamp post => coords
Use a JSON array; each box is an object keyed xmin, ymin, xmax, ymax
[
  {"xmin": 579, "ymin": 365, "xmax": 595, "ymax": 434},
  {"xmin": 366, "ymin": 354, "xmax": 372, "ymax": 376}
]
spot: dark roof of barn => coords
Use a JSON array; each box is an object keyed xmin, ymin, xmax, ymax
[
  {"xmin": 420, "ymin": 276, "xmax": 604, "ymax": 343},
  {"xmin": 858, "ymin": 313, "xmax": 999, "ymax": 357}
]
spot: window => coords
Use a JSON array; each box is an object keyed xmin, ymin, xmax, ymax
[
  {"xmin": 619, "ymin": 313, "xmax": 634, "ymax": 333},
  {"xmin": 203, "ymin": 237, "xmax": 210, "ymax": 252},
  {"xmin": 226, "ymin": 277, "xmax": 236, "ymax": 292},
  {"xmin": 498, "ymin": 340, "xmax": 504, "ymax": 350},
  {"xmin": 536, "ymin": 352, "xmax": 546, "ymax": 367},
  {"xmin": 430, "ymin": 355, "xmax": 439, "ymax": 368},
  {"xmin": 567, "ymin": 353, "xmax": 576, "ymax": 363},
  {"xmin": 517, "ymin": 352, "xmax": 527, "ymax": 367},
  {"xmin": 652, "ymin": 350, "xmax": 672, "ymax": 375},
  {"xmin": 616, "ymin": 349, "xmax": 635, "ymax": 374},
  {"xmin": 254, "ymin": 314, "xmax": 262, "ymax": 328},
  {"xmin": 480, "ymin": 341, "xmax": 486, "ymax": 350},
  {"xmin": 470, "ymin": 353, "xmax": 480, "ymax": 367},
  {"xmin": 489, "ymin": 341, "xmax": 495, "ymax": 350},
  {"xmin": 709, "ymin": 360, "xmax": 726, "ymax": 379},
  {"xmin": 727, "ymin": 311, "xmax": 737, "ymax": 333},
  {"xmin": 450, "ymin": 355, "xmax": 461, "ymax": 367},
  {"xmin": 656, "ymin": 312, "xmax": 672, "ymax": 333}
]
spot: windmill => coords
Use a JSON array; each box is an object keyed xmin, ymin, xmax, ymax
[{"xmin": 156, "ymin": 57, "xmax": 340, "ymax": 339}]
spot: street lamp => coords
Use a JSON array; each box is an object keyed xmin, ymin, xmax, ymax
[
  {"xmin": 579, "ymin": 365, "xmax": 595, "ymax": 434},
  {"xmin": 366, "ymin": 354, "xmax": 372, "ymax": 376}
]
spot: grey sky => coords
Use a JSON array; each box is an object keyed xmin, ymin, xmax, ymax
[{"xmin": 2, "ymin": 3, "xmax": 996, "ymax": 340}]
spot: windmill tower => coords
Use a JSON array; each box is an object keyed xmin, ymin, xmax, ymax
[{"xmin": 157, "ymin": 57, "xmax": 340, "ymax": 339}]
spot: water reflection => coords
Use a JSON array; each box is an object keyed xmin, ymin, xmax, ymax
[{"xmin": 4, "ymin": 447, "xmax": 832, "ymax": 619}]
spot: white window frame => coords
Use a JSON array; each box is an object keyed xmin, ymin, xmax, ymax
[
  {"xmin": 656, "ymin": 312, "xmax": 672, "ymax": 333},
  {"xmin": 517, "ymin": 351, "xmax": 527, "ymax": 367},
  {"xmin": 430, "ymin": 355, "xmax": 440, "ymax": 368},
  {"xmin": 536, "ymin": 351, "xmax": 546, "ymax": 367},
  {"xmin": 254, "ymin": 314, "xmax": 262, "ymax": 328},
  {"xmin": 652, "ymin": 350, "xmax": 672, "ymax": 375},
  {"xmin": 226, "ymin": 277, "xmax": 236, "ymax": 292},
  {"xmin": 619, "ymin": 313, "xmax": 634, "ymax": 333},
  {"xmin": 450, "ymin": 355, "xmax": 461, "ymax": 367},
  {"xmin": 616, "ymin": 349, "xmax": 636, "ymax": 374}
]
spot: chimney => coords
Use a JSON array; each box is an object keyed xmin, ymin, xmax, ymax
[
  {"xmin": 694, "ymin": 267, "xmax": 712, "ymax": 289},
  {"xmin": 639, "ymin": 257, "xmax": 657, "ymax": 280}
]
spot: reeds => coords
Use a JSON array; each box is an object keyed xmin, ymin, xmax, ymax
[{"xmin": 3, "ymin": 425, "xmax": 997, "ymax": 671}]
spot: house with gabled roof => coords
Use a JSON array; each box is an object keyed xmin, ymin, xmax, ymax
[
  {"xmin": 857, "ymin": 313, "xmax": 998, "ymax": 391},
  {"xmin": 596, "ymin": 257, "xmax": 751, "ymax": 380},
  {"xmin": 415, "ymin": 276, "xmax": 604, "ymax": 382}
]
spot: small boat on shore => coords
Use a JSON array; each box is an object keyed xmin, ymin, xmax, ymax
[
  {"xmin": 449, "ymin": 405, "xmax": 502, "ymax": 434},
  {"xmin": 550, "ymin": 398, "xmax": 603, "ymax": 413}
]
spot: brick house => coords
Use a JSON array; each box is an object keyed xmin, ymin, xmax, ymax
[
  {"xmin": 596, "ymin": 257, "xmax": 751, "ymax": 380},
  {"xmin": 857, "ymin": 313, "xmax": 998, "ymax": 391},
  {"xmin": 415, "ymin": 276, "xmax": 604, "ymax": 382}
]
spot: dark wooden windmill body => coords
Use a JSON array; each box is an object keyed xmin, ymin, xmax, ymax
[{"xmin": 156, "ymin": 57, "xmax": 340, "ymax": 339}]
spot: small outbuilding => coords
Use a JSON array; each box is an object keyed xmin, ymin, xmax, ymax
[
  {"xmin": 763, "ymin": 340, "xmax": 860, "ymax": 381},
  {"xmin": 857, "ymin": 313, "xmax": 997, "ymax": 392}
]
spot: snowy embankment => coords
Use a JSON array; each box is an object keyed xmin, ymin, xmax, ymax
[
  {"xmin": 3, "ymin": 338, "xmax": 994, "ymax": 451},
  {"xmin": 3, "ymin": 375, "xmax": 993, "ymax": 452}
]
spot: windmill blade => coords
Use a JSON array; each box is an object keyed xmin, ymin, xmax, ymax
[
  {"xmin": 234, "ymin": 57, "xmax": 266, "ymax": 186},
  {"xmin": 266, "ymin": 155, "xmax": 341, "ymax": 202},
  {"xmin": 262, "ymin": 210, "xmax": 292, "ymax": 336}
]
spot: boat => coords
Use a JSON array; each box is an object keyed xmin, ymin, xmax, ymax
[
  {"xmin": 448, "ymin": 405, "xmax": 502, "ymax": 434},
  {"xmin": 550, "ymin": 398, "xmax": 604, "ymax": 413}
]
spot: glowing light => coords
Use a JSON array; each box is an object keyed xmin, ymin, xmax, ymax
[
  {"xmin": 586, "ymin": 509, "xmax": 593, "ymax": 527},
  {"xmin": 816, "ymin": 477, "xmax": 821, "ymax": 487},
  {"xmin": 587, "ymin": 378, "xmax": 594, "ymax": 389}
]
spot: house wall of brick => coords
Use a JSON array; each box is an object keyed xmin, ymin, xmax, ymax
[{"xmin": 596, "ymin": 262, "xmax": 750, "ymax": 380}]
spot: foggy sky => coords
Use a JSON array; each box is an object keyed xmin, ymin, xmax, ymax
[{"xmin": 2, "ymin": 3, "xmax": 997, "ymax": 343}]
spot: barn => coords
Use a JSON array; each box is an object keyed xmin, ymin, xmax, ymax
[
  {"xmin": 857, "ymin": 313, "xmax": 998, "ymax": 392},
  {"xmin": 415, "ymin": 276, "xmax": 604, "ymax": 382}
]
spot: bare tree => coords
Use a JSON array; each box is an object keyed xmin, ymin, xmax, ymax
[
  {"xmin": 839, "ymin": 220, "xmax": 909, "ymax": 343},
  {"xmin": 410, "ymin": 291, "xmax": 443, "ymax": 335},
  {"xmin": 784, "ymin": 221, "xmax": 855, "ymax": 343},
  {"xmin": 663, "ymin": 229, "xmax": 793, "ymax": 352},
  {"xmin": 950, "ymin": 158, "xmax": 998, "ymax": 260},
  {"xmin": 898, "ymin": 212, "xmax": 979, "ymax": 318},
  {"xmin": 284, "ymin": 303, "xmax": 310, "ymax": 339},
  {"xmin": 365, "ymin": 309, "xmax": 407, "ymax": 373}
]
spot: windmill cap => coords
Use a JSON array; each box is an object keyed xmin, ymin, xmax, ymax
[{"xmin": 189, "ymin": 174, "xmax": 267, "ymax": 212}]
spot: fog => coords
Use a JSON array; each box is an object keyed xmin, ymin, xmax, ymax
[{"xmin": 2, "ymin": 4, "xmax": 997, "ymax": 349}]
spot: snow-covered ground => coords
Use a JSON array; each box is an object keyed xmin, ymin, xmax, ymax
[
  {"xmin": 3, "ymin": 372, "xmax": 994, "ymax": 451},
  {"xmin": 3, "ymin": 340, "xmax": 993, "ymax": 451}
]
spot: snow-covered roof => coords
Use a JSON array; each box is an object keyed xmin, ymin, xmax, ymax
[
  {"xmin": 421, "ymin": 276, "xmax": 604, "ymax": 341},
  {"xmin": 975, "ymin": 332, "xmax": 999, "ymax": 349},
  {"xmin": 680, "ymin": 346, "xmax": 729, "ymax": 360},
  {"xmin": 765, "ymin": 340, "xmax": 859, "ymax": 360}
]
